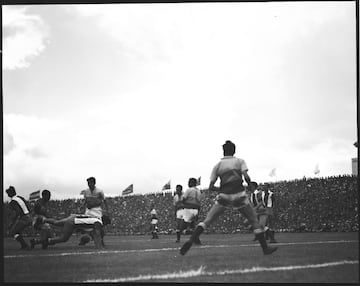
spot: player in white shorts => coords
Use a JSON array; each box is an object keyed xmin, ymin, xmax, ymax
[
  {"xmin": 173, "ymin": 184, "xmax": 185, "ymax": 242},
  {"xmin": 180, "ymin": 140, "xmax": 278, "ymax": 256},
  {"xmin": 79, "ymin": 177, "xmax": 109, "ymax": 246}
]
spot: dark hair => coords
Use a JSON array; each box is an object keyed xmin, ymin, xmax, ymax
[
  {"xmin": 176, "ymin": 184, "xmax": 183, "ymax": 190},
  {"xmin": 42, "ymin": 189, "xmax": 51, "ymax": 199},
  {"xmin": 250, "ymin": 181, "xmax": 258, "ymax": 189},
  {"xmin": 223, "ymin": 140, "xmax": 236, "ymax": 156},
  {"xmin": 188, "ymin": 178, "xmax": 197, "ymax": 188},
  {"xmin": 6, "ymin": 186, "xmax": 16, "ymax": 196},
  {"xmin": 87, "ymin": 177, "xmax": 96, "ymax": 184}
]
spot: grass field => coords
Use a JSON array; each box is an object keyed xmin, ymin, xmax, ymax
[{"xmin": 3, "ymin": 232, "xmax": 359, "ymax": 283}]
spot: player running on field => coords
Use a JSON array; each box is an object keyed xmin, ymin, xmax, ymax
[
  {"xmin": 177, "ymin": 178, "xmax": 202, "ymax": 244},
  {"xmin": 180, "ymin": 140, "xmax": 278, "ymax": 256}
]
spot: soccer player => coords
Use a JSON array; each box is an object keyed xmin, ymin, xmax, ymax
[
  {"xmin": 173, "ymin": 184, "xmax": 185, "ymax": 242},
  {"xmin": 178, "ymin": 178, "xmax": 202, "ymax": 244},
  {"xmin": 261, "ymin": 183, "xmax": 277, "ymax": 243},
  {"xmin": 180, "ymin": 140, "xmax": 278, "ymax": 256},
  {"xmin": 79, "ymin": 177, "xmax": 109, "ymax": 246},
  {"xmin": 34, "ymin": 214, "xmax": 106, "ymax": 248},
  {"xmin": 150, "ymin": 207, "xmax": 159, "ymax": 239},
  {"xmin": 248, "ymin": 181, "xmax": 270, "ymax": 241},
  {"xmin": 30, "ymin": 189, "xmax": 54, "ymax": 249},
  {"xmin": 5, "ymin": 186, "xmax": 32, "ymax": 250}
]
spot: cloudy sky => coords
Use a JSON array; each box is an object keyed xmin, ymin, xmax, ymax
[{"xmin": 3, "ymin": 2, "xmax": 357, "ymax": 201}]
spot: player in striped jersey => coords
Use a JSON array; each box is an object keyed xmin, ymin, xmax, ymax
[
  {"xmin": 248, "ymin": 181, "xmax": 269, "ymax": 241},
  {"xmin": 34, "ymin": 214, "xmax": 106, "ymax": 248},
  {"xmin": 6, "ymin": 186, "xmax": 32, "ymax": 250},
  {"xmin": 261, "ymin": 184, "xmax": 277, "ymax": 243}
]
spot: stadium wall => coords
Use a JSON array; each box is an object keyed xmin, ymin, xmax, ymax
[{"xmin": 352, "ymin": 157, "xmax": 358, "ymax": 175}]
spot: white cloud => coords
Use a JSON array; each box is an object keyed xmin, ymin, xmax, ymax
[
  {"xmin": 3, "ymin": 128, "xmax": 16, "ymax": 155},
  {"xmin": 3, "ymin": 6, "xmax": 49, "ymax": 70},
  {"xmin": 2, "ymin": 3, "xmax": 356, "ymax": 200}
]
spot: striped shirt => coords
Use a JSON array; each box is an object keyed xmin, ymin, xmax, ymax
[
  {"xmin": 250, "ymin": 189, "xmax": 262, "ymax": 207},
  {"xmin": 9, "ymin": 196, "xmax": 30, "ymax": 217},
  {"xmin": 262, "ymin": 190, "xmax": 274, "ymax": 208}
]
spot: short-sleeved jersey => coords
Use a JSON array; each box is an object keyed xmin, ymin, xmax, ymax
[
  {"xmin": 210, "ymin": 156, "xmax": 248, "ymax": 187},
  {"xmin": 173, "ymin": 193, "xmax": 184, "ymax": 210},
  {"xmin": 33, "ymin": 198, "xmax": 49, "ymax": 217},
  {"xmin": 183, "ymin": 187, "xmax": 201, "ymax": 209},
  {"xmin": 150, "ymin": 209, "xmax": 158, "ymax": 219},
  {"xmin": 9, "ymin": 196, "xmax": 30, "ymax": 217},
  {"xmin": 82, "ymin": 187, "xmax": 105, "ymax": 218}
]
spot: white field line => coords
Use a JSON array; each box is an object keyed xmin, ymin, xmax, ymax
[
  {"xmin": 4, "ymin": 239, "xmax": 358, "ymax": 259},
  {"xmin": 84, "ymin": 260, "xmax": 359, "ymax": 282}
]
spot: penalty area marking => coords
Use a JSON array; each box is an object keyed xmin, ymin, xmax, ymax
[
  {"xmin": 83, "ymin": 260, "xmax": 359, "ymax": 282},
  {"xmin": 4, "ymin": 239, "xmax": 358, "ymax": 259}
]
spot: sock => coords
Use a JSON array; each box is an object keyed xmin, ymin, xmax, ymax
[
  {"xmin": 255, "ymin": 232, "xmax": 268, "ymax": 251},
  {"xmin": 34, "ymin": 238, "xmax": 41, "ymax": 245},
  {"xmin": 176, "ymin": 231, "xmax": 180, "ymax": 241},
  {"xmin": 270, "ymin": 230, "xmax": 275, "ymax": 240},
  {"xmin": 189, "ymin": 225, "xmax": 204, "ymax": 243},
  {"xmin": 47, "ymin": 238, "xmax": 56, "ymax": 245},
  {"xmin": 265, "ymin": 228, "xmax": 271, "ymax": 240},
  {"xmin": 15, "ymin": 234, "xmax": 28, "ymax": 248}
]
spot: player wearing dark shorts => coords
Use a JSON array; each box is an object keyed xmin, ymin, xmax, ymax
[
  {"xmin": 30, "ymin": 189, "xmax": 54, "ymax": 249},
  {"xmin": 6, "ymin": 186, "xmax": 32, "ymax": 250}
]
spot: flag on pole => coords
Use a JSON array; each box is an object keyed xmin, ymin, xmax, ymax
[
  {"xmin": 314, "ymin": 164, "xmax": 320, "ymax": 175},
  {"xmin": 162, "ymin": 180, "xmax": 171, "ymax": 190},
  {"xmin": 122, "ymin": 184, "xmax": 134, "ymax": 196},
  {"xmin": 196, "ymin": 176, "xmax": 201, "ymax": 186},
  {"xmin": 29, "ymin": 190, "xmax": 41, "ymax": 202},
  {"xmin": 269, "ymin": 168, "xmax": 276, "ymax": 177}
]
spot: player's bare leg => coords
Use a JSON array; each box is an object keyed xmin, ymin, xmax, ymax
[
  {"xmin": 92, "ymin": 222, "xmax": 103, "ymax": 248},
  {"xmin": 180, "ymin": 203, "xmax": 224, "ymax": 255},
  {"xmin": 239, "ymin": 204, "xmax": 277, "ymax": 255}
]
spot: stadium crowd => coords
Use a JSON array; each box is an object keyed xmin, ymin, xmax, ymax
[{"xmin": 3, "ymin": 175, "xmax": 358, "ymax": 237}]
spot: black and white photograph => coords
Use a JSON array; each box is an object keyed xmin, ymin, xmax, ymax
[{"xmin": 2, "ymin": 0, "xmax": 358, "ymax": 283}]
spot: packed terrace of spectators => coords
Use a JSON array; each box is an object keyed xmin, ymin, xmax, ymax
[{"xmin": 3, "ymin": 175, "xmax": 358, "ymax": 237}]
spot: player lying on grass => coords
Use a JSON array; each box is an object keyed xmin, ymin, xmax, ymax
[
  {"xmin": 180, "ymin": 140, "xmax": 278, "ymax": 256},
  {"xmin": 34, "ymin": 214, "xmax": 110, "ymax": 249}
]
